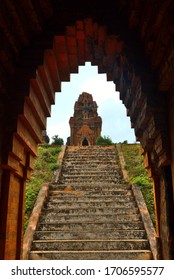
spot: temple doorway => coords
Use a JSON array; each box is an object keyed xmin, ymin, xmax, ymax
[{"xmin": 82, "ymin": 138, "xmax": 89, "ymax": 146}]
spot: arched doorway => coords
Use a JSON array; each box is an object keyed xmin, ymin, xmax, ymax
[
  {"xmin": 82, "ymin": 138, "xmax": 89, "ymax": 146},
  {"xmin": 0, "ymin": 2, "xmax": 174, "ymax": 259}
]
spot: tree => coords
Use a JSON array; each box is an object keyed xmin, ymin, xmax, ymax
[
  {"xmin": 51, "ymin": 135, "xmax": 64, "ymax": 146},
  {"xmin": 96, "ymin": 135, "xmax": 113, "ymax": 146}
]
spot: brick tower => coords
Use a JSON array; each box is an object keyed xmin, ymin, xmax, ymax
[{"xmin": 68, "ymin": 92, "xmax": 102, "ymax": 146}]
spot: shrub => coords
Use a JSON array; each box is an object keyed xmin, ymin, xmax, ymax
[
  {"xmin": 96, "ymin": 135, "xmax": 113, "ymax": 146},
  {"xmin": 24, "ymin": 145, "xmax": 61, "ymax": 230},
  {"xmin": 51, "ymin": 135, "xmax": 64, "ymax": 145}
]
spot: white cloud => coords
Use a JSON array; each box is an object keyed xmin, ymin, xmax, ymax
[{"xmin": 79, "ymin": 75, "xmax": 120, "ymax": 106}]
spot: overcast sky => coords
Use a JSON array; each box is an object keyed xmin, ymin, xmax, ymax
[{"xmin": 46, "ymin": 62, "xmax": 136, "ymax": 144}]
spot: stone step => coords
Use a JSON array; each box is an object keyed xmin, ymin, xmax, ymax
[
  {"xmin": 37, "ymin": 221, "xmax": 144, "ymax": 231},
  {"xmin": 61, "ymin": 170, "xmax": 119, "ymax": 175},
  {"xmin": 29, "ymin": 250, "xmax": 152, "ymax": 260},
  {"xmin": 64, "ymin": 151, "xmax": 117, "ymax": 159},
  {"xmin": 60, "ymin": 179, "xmax": 122, "ymax": 184},
  {"xmin": 65, "ymin": 148, "xmax": 116, "ymax": 153},
  {"xmin": 49, "ymin": 190, "xmax": 132, "ymax": 196},
  {"xmin": 47, "ymin": 195, "xmax": 135, "ymax": 202},
  {"xmin": 62, "ymin": 169, "xmax": 119, "ymax": 173},
  {"xmin": 65, "ymin": 149, "xmax": 116, "ymax": 153},
  {"xmin": 34, "ymin": 229, "xmax": 147, "ymax": 240},
  {"xmin": 60, "ymin": 175, "xmax": 119, "ymax": 179},
  {"xmin": 45, "ymin": 201, "xmax": 137, "ymax": 209},
  {"xmin": 67, "ymin": 151, "xmax": 117, "ymax": 155},
  {"xmin": 63, "ymin": 163, "xmax": 118, "ymax": 167},
  {"xmin": 63, "ymin": 160, "xmax": 118, "ymax": 164},
  {"xmin": 32, "ymin": 239, "xmax": 149, "ymax": 251},
  {"xmin": 65, "ymin": 158, "xmax": 117, "ymax": 162},
  {"xmin": 63, "ymin": 163, "xmax": 118, "ymax": 168},
  {"xmin": 64, "ymin": 156, "xmax": 117, "ymax": 161},
  {"xmin": 65, "ymin": 158, "xmax": 116, "ymax": 163},
  {"xmin": 61, "ymin": 174, "xmax": 118, "ymax": 179},
  {"xmin": 39, "ymin": 213, "xmax": 140, "ymax": 223},
  {"xmin": 49, "ymin": 183, "xmax": 131, "ymax": 191},
  {"xmin": 64, "ymin": 154, "xmax": 117, "ymax": 158},
  {"xmin": 42, "ymin": 206, "xmax": 138, "ymax": 215},
  {"xmin": 62, "ymin": 170, "xmax": 119, "ymax": 175}
]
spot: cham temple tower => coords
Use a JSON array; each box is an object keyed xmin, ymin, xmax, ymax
[{"xmin": 67, "ymin": 92, "xmax": 102, "ymax": 146}]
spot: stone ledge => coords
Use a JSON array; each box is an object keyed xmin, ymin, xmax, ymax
[
  {"xmin": 23, "ymin": 183, "xmax": 49, "ymax": 260},
  {"xmin": 52, "ymin": 145, "xmax": 67, "ymax": 183},
  {"xmin": 116, "ymin": 143, "xmax": 158, "ymax": 260},
  {"xmin": 132, "ymin": 184, "xmax": 158, "ymax": 260},
  {"xmin": 116, "ymin": 144, "xmax": 130, "ymax": 183}
]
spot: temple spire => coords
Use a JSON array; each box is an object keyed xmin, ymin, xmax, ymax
[{"xmin": 67, "ymin": 92, "xmax": 102, "ymax": 146}]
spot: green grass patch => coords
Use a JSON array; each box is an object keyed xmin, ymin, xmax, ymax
[
  {"xmin": 24, "ymin": 144, "xmax": 62, "ymax": 230},
  {"xmin": 121, "ymin": 143, "xmax": 156, "ymax": 227}
]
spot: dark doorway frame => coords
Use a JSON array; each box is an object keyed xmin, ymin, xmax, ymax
[{"xmin": 82, "ymin": 138, "xmax": 89, "ymax": 146}]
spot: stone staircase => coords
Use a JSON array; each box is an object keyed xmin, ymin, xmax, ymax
[{"xmin": 29, "ymin": 145, "xmax": 153, "ymax": 260}]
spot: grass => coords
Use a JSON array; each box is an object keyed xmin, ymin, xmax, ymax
[
  {"xmin": 24, "ymin": 144, "xmax": 62, "ymax": 230},
  {"xmin": 121, "ymin": 143, "xmax": 156, "ymax": 227}
]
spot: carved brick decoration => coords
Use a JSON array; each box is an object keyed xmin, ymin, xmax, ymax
[{"xmin": 68, "ymin": 92, "xmax": 102, "ymax": 146}]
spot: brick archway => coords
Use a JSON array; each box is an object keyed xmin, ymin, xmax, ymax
[{"xmin": 0, "ymin": 18, "xmax": 174, "ymax": 260}]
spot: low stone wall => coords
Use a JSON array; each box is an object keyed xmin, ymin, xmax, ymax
[
  {"xmin": 132, "ymin": 184, "xmax": 158, "ymax": 260},
  {"xmin": 52, "ymin": 145, "xmax": 67, "ymax": 183},
  {"xmin": 23, "ymin": 183, "xmax": 49, "ymax": 260},
  {"xmin": 116, "ymin": 144, "xmax": 158, "ymax": 260}
]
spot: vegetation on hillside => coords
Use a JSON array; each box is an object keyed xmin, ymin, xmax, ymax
[
  {"xmin": 24, "ymin": 144, "xmax": 62, "ymax": 230},
  {"xmin": 96, "ymin": 135, "xmax": 114, "ymax": 146},
  {"xmin": 121, "ymin": 143, "xmax": 156, "ymax": 227},
  {"xmin": 51, "ymin": 135, "xmax": 64, "ymax": 145}
]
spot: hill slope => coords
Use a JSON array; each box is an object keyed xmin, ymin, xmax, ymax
[{"xmin": 120, "ymin": 144, "xmax": 155, "ymax": 226}]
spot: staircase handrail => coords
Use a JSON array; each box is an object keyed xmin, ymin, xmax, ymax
[
  {"xmin": 23, "ymin": 183, "xmax": 49, "ymax": 259},
  {"xmin": 131, "ymin": 183, "xmax": 158, "ymax": 260}
]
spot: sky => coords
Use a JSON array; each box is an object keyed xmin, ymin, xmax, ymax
[{"xmin": 46, "ymin": 62, "xmax": 136, "ymax": 144}]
